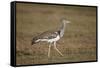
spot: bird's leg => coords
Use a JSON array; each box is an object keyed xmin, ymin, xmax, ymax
[
  {"xmin": 54, "ymin": 42, "xmax": 63, "ymax": 56},
  {"xmin": 48, "ymin": 43, "xmax": 52, "ymax": 58}
]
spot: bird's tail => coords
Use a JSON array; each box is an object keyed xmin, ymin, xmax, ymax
[
  {"xmin": 31, "ymin": 37, "xmax": 36, "ymax": 45},
  {"xmin": 31, "ymin": 40, "xmax": 36, "ymax": 45},
  {"xmin": 31, "ymin": 37, "xmax": 39, "ymax": 45}
]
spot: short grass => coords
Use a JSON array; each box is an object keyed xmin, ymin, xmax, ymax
[{"xmin": 16, "ymin": 3, "xmax": 97, "ymax": 65}]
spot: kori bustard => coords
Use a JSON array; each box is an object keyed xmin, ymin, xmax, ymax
[{"xmin": 31, "ymin": 19, "xmax": 70, "ymax": 57}]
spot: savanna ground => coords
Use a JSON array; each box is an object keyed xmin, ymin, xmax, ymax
[{"xmin": 16, "ymin": 3, "xmax": 97, "ymax": 65}]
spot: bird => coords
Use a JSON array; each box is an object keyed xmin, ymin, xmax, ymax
[{"xmin": 31, "ymin": 19, "xmax": 70, "ymax": 57}]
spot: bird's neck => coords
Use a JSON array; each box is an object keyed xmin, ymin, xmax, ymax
[{"xmin": 59, "ymin": 22, "xmax": 66, "ymax": 37}]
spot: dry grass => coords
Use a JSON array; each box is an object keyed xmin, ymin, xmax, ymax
[{"xmin": 16, "ymin": 3, "xmax": 97, "ymax": 65}]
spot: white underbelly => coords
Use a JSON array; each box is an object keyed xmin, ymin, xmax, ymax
[
  {"xmin": 36, "ymin": 35, "xmax": 60, "ymax": 43},
  {"xmin": 47, "ymin": 35, "xmax": 60, "ymax": 43}
]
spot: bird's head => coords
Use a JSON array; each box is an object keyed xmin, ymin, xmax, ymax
[{"xmin": 62, "ymin": 19, "xmax": 70, "ymax": 24}]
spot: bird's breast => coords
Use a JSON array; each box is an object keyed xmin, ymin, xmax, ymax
[{"xmin": 48, "ymin": 35, "xmax": 60, "ymax": 43}]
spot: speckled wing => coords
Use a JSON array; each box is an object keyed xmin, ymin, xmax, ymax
[
  {"xmin": 38, "ymin": 31, "xmax": 58, "ymax": 39},
  {"xmin": 31, "ymin": 30, "xmax": 58, "ymax": 45}
]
